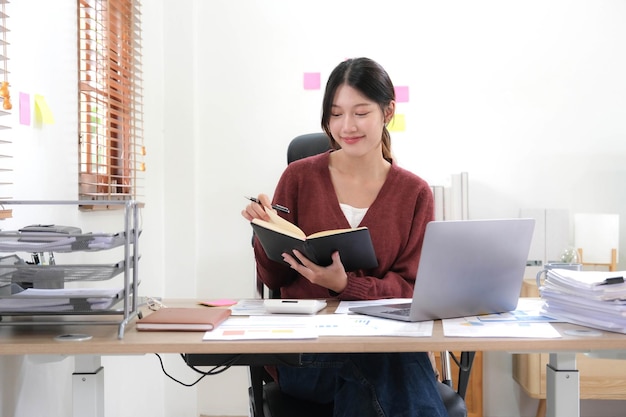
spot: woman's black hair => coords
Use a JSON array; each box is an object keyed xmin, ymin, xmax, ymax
[{"xmin": 321, "ymin": 57, "xmax": 395, "ymax": 162}]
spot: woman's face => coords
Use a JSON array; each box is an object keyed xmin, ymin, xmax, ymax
[{"xmin": 328, "ymin": 84, "xmax": 394, "ymax": 158}]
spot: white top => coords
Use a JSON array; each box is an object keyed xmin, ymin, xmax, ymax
[{"xmin": 340, "ymin": 203, "xmax": 368, "ymax": 228}]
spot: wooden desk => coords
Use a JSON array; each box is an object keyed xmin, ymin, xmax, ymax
[
  {"xmin": 2, "ymin": 300, "xmax": 626, "ymax": 417},
  {"xmin": 4, "ymin": 313, "xmax": 626, "ymax": 356}
]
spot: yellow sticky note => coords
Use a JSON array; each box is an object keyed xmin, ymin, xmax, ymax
[
  {"xmin": 387, "ymin": 114, "xmax": 405, "ymax": 132},
  {"xmin": 34, "ymin": 94, "xmax": 55, "ymax": 124}
]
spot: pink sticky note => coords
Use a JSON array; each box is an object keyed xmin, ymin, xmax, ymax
[
  {"xmin": 303, "ymin": 72, "xmax": 321, "ymax": 90},
  {"xmin": 395, "ymin": 86, "xmax": 409, "ymax": 103},
  {"xmin": 199, "ymin": 299, "xmax": 238, "ymax": 307},
  {"xmin": 19, "ymin": 92, "xmax": 30, "ymax": 125}
]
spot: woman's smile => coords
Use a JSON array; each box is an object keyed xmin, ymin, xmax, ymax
[{"xmin": 341, "ymin": 135, "xmax": 363, "ymax": 145}]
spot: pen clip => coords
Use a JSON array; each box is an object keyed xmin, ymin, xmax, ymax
[{"xmin": 600, "ymin": 277, "xmax": 624, "ymax": 285}]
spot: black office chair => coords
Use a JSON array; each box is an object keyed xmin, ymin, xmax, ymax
[
  {"xmin": 286, "ymin": 132, "xmax": 336, "ymax": 165},
  {"xmin": 249, "ymin": 133, "xmax": 475, "ymax": 417},
  {"xmin": 250, "ymin": 355, "xmax": 473, "ymax": 417}
]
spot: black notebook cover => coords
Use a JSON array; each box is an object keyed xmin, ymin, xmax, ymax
[{"xmin": 251, "ymin": 223, "xmax": 378, "ymax": 271}]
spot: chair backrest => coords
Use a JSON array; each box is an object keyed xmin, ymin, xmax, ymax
[{"xmin": 286, "ymin": 132, "xmax": 332, "ymax": 165}]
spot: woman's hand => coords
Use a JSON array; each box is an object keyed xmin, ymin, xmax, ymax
[
  {"xmin": 241, "ymin": 193, "xmax": 272, "ymax": 222},
  {"xmin": 282, "ymin": 250, "xmax": 348, "ymax": 294}
]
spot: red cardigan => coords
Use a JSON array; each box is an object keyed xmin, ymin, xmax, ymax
[{"xmin": 254, "ymin": 151, "xmax": 434, "ymax": 301}]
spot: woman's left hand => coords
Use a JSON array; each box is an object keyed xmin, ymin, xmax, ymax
[{"xmin": 282, "ymin": 250, "xmax": 348, "ymax": 294}]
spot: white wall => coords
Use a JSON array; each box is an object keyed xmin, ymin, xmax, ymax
[
  {"xmin": 167, "ymin": 1, "xmax": 626, "ymax": 416},
  {"xmin": 0, "ymin": 1, "xmax": 171, "ymax": 417},
  {"xmin": 1, "ymin": 1, "xmax": 625, "ymax": 416}
]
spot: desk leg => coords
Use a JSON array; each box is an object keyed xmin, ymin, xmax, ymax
[
  {"xmin": 545, "ymin": 353, "xmax": 579, "ymax": 417},
  {"xmin": 73, "ymin": 355, "xmax": 104, "ymax": 417}
]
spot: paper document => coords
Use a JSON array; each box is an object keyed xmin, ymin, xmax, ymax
[
  {"xmin": 476, "ymin": 298, "xmax": 559, "ymax": 323},
  {"xmin": 541, "ymin": 290, "xmax": 626, "ymax": 315},
  {"xmin": 0, "ymin": 288, "xmax": 123, "ymax": 312},
  {"xmin": 314, "ymin": 314, "xmax": 432, "ymax": 337},
  {"xmin": 0, "ymin": 297, "xmax": 72, "ymax": 310},
  {"xmin": 202, "ymin": 312, "xmax": 433, "ymax": 340},
  {"xmin": 0, "ymin": 236, "xmax": 76, "ymax": 251},
  {"xmin": 9, "ymin": 287, "xmax": 124, "ymax": 299},
  {"xmin": 203, "ymin": 316, "xmax": 318, "ymax": 340},
  {"xmin": 544, "ymin": 269, "xmax": 626, "ymax": 300},
  {"xmin": 443, "ymin": 317, "xmax": 562, "ymax": 338},
  {"xmin": 548, "ymin": 269, "xmax": 625, "ymax": 288},
  {"xmin": 540, "ymin": 304, "xmax": 626, "ymax": 333},
  {"xmin": 541, "ymin": 269, "xmax": 626, "ymax": 334}
]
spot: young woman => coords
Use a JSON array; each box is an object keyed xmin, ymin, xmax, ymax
[{"xmin": 242, "ymin": 57, "xmax": 447, "ymax": 417}]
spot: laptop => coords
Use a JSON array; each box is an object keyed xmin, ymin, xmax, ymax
[{"xmin": 349, "ymin": 218, "xmax": 535, "ymax": 322}]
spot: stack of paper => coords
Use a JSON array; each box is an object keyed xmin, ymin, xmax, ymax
[
  {"xmin": 0, "ymin": 236, "xmax": 77, "ymax": 252},
  {"xmin": 540, "ymin": 269, "xmax": 626, "ymax": 333},
  {"xmin": 0, "ymin": 288, "xmax": 124, "ymax": 312}
]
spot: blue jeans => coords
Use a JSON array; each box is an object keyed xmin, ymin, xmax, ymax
[{"xmin": 277, "ymin": 352, "xmax": 449, "ymax": 417}]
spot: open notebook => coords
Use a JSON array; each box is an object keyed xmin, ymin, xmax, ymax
[{"xmin": 350, "ymin": 218, "xmax": 535, "ymax": 322}]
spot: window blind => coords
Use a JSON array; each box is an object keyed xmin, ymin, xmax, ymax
[
  {"xmin": 0, "ymin": 0, "xmax": 12, "ymax": 219},
  {"xmin": 78, "ymin": 0, "xmax": 144, "ymax": 206}
]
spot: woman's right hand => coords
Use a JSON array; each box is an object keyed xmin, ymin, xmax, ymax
[{"xmin": 241, "ymin": 193, "xmax": 272, "ymax": 222}]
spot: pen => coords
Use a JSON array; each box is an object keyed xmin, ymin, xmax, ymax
[{"xmin": 245, "ymin": 196, "xmax": 290, "ymax": 214}]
